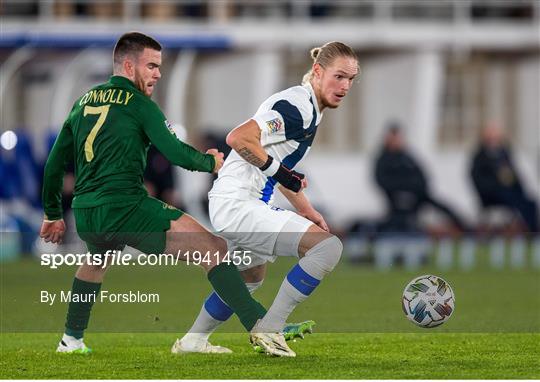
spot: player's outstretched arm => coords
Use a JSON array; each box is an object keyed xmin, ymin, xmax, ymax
[
  {"xmin": 227, "ymin": 120, "xmax": 305, "ymax": 193},
  {"xmin": 278, "ymin": 185, "xmax": 329, "ymax": 231},
  {"xmin": 205, "ymin": 148, "xmax": 224, "ymax": 173},
  {"xmin": 146, "ymin": 125, "xmax": 218, "ymax": 173},
  {"xmin": 142, "ymin": 104, "xmax": 217, "ymax": 173}
]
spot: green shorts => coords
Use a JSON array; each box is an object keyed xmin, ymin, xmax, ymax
[{"xmin": 73, "ymin": 196, "xmax": 183, "ymax": 255}]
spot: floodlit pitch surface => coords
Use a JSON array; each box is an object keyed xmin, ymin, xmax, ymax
[{"xmin": 1, "ymin": 256, "xmax": 539, "ymax": 379}]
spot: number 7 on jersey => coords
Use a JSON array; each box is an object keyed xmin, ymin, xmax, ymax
[{"xmin": 83, "ymin": 104, "xmax": 110, "ymax": 162}]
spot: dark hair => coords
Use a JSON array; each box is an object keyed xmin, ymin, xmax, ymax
[
  {"xmin": 386, "ymin": 120, "xmax": 402, "ymax": 134},
  {"xmin": 113, "ymin": 32, "xmax": 162, "ymax": 68},
  {"xmin": 302, "ymin": 41, "xmax": 359, "ymax": 84}
]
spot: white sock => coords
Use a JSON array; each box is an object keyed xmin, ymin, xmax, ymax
[
  {"xmin": 257, "ymin": 277, "xmax": 308, "ymax": 332},
  {"xmin": 258, "ymin": 236, "xmax": 342, "ymax": 332},
  {"xmin": 183, "ymin": 281, "xmax": 263, "ymax": 342},
  {"xmin": 183, "ymin": 307, "xmax": 222, "ymax": 343}
]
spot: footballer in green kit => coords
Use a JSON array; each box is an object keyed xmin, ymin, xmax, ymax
[{"xmin": 40, "ymin": 32, "xmax": 294, "ymax": 357}]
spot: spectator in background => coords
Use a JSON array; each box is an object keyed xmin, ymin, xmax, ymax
[
  {"xmin": 374, "ymin": 122, "xmax": 467, "ymax": 233},
  {"xmin": 470, "ymin": 122, "xmax": 538, "ymax": 233}
]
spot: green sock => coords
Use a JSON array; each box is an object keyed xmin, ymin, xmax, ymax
[
  {"xmin": 64, "ymin": 277, "xmax": 101, "ymax": 339},
  {"xmin": 207, "ymin": 263, "xmax": 267, "ymax": 331}
]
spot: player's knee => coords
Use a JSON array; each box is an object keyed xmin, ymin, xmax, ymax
[
  {"xmin": 211, "ymin": 236, "xmax": 228, "ymax": 256},
  {"xmin": 307, "ymin": 235, "xmax": 343, "ymax": 274},
  {"xmin": 322, "ymin": 235, "xmax": 343, "ymax": 271}
]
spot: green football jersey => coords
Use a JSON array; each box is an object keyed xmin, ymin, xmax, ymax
[{"xmin": 43, "ymin": 76, "xmax": 215, "ymax": 220}]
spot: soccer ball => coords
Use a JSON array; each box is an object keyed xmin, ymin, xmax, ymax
[{"xmin": 402, "ymin": 274, "xmax": 455, "ymax": 328}]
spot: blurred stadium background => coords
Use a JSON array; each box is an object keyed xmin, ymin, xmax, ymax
[{"xmin": 1, "ymin": 0, "xmax": 539, "ymax": 271}]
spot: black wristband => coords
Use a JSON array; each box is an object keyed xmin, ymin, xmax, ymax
[
  {"xmin": 260, "ymin": 155, "xmax": 274, "ymax": 171},
  {"xmin": 273, "ymin": 164, "xmax": 305, "ymax": 193},
  {"xmin": 260, "ymin": 155, "xmax": 280, "ymax": 176}
]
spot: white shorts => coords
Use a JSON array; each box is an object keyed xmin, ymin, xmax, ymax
[{"xmin": 208, "ymin": 196, "xmax": 313, "ymax": 271}]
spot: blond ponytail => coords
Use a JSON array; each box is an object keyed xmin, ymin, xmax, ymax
[{"xmin": 302, "ymin": 42, "xmax": 358, "ymax": 85}]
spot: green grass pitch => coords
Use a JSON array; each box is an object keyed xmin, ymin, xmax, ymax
[{"xmin": 1, "ymin": 256, "xmax": 539, "ymax": 379}]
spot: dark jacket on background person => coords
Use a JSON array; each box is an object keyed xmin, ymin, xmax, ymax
[
  {"xmin": 470, "ymin": 144, "xmax": 538, "ymax": 232},
  {"xmin": 375, "ymin": 149, "xmax": 465, "ymax": 232}
]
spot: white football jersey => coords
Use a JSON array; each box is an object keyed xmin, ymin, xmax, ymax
[{"xmin": 209, "ymin": 82, "xmax": 322, "ymax": 203}]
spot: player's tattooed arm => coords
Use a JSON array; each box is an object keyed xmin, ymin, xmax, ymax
[
  {"xmin": 229, "ymin": 119, "xmax": 305, "ymax": 193},
  {"xmin": 227, "ymin": 119, "xmax": 269, "ymax": 167},
  {"xmin": 237, "ymin": 147, "xmax": 266, "ymax": 167}
]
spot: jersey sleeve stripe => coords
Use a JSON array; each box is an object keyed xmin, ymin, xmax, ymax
[{"xmin": 271, "ymin": 100, "xmax": 305, "ymax": 141}]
